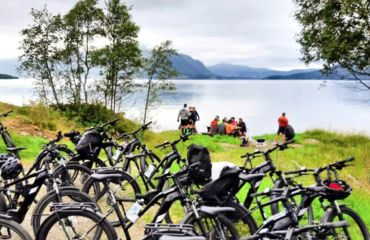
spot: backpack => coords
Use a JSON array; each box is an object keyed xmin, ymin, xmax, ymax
[
  {"xmin": 198, "ymin": 166, "xmax": 242, "ymax": 204},
  {"xmin": 76, "ymin": 130, "xmax": 103, "ymax": 157},
  {"xmin": 187, "ymin": 144, "xmax": 212, "ymax": 184},
  {"xmin": 286, "ymin": 125, "xmax": 295, "ymax": 140}
]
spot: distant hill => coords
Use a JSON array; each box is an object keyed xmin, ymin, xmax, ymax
[
  {"xmin": 169, "ymin": 54, "xmax": 215, "ymax": 79},
  {"xmin": 207, "ymin": 63, "xmax": 317, "ymax": 79},
  {"xmin": 0, "ymin": 73, "xmax": 17, "ymax": 79},
  {"xmin": 267, "ymin": 68, "xmax": 370, "ymax": 80},
  {"xmin": 1, "ymin": 56, "xmax": 367, "ymax": 80}
]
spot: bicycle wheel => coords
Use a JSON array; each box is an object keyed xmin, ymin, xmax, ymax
[
  {"xmin": 222, "ymin": 201, "xmax": 257, "ymax": 238},
  {"xmin": 0, "ymin": 215, "xmax": 32, "ymax": 240},
  {"xmin": 322, "ymin": 205, "xmax": 369, "ymax": 240},
  {"xmin": 82, "ymin": 170, "xmax": 141, "ymax": 227},
  {"xmin": 270, "ymin": 179, "xmax": 314, "ymax": 224},
  {"xmin": 182, "ymin": 211, "xmax": 240, "ymax": 240},
  {"xmin": 53, "ymin": 163, "xmax": 93, "ymax": 190},
  {"xmin": 36, "ymin": 208, "xmax": 118, "ymax": 240},
  {"xmin": 32, "ymin": 188, "xmax": 95, "ymax": 234}
]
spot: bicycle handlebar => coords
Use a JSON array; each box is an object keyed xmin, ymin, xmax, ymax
[
  {"xmin": 155, "ymin": 133, "xmax": 192, "ymax": 150},
  {"xmin": 266, "ymin": 139, "xmax": 295, "ymax": 154},
  {"xmin": 87, "ymin": 119, "xmax": 120, "ymax": 131},
  {"xmin": 0, "ymin": 110, "xmax": 13, "ymax": 118},
  {"xmin": 117, "ymin": 121, "xmax": 153, "ymax": 139},
  {"xmin": 314, "ymin": 156, "xmax": 355, "ymax": 175},
  {"xmin": 285, "ymin": 167, "xmax": 315, "ymax": 175},
  {"xmin": 155, "ymin": 141, "xmax": 170, "ymax": 149},
  {"xmin": 48, "ymin": 131, "xmax": 63, "ymax": 145}
]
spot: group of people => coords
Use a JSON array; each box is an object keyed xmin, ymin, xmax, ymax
[
  {"xmin": 209, "ymin": 116, "xmax": 249, "ymax": 146},
  {"xmin": 177, "ymin": 103, "xmax": 200, "ymax": 134},
  {"xmin": 177, "ymin": 102, "xmax": 294, "ymax": 146}
]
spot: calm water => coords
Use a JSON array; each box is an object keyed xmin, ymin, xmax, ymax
[{"xmin": 0, "ymin": 79, "xmax": 369, "ymax": 136}]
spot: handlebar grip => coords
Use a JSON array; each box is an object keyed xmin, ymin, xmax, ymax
[
  {"xmin": 109, "ymin": 119, "xmax": 119, "ymax": 125},
  {"xmin": 0, "ymin": 110, "xmax": 13, "ymax": 118},
  {"xmin": 342, "ymin": 156, "xmax": 355, "ymax": 163}
]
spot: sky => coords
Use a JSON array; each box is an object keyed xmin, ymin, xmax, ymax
[{"xmin": 0, "ymin": 0, "xmax": 319, "ymax": 70}]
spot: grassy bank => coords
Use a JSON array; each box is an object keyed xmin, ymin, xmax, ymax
[{"xmin": 0, "ymin": 102, "xmax": 369, "ymax": 228}]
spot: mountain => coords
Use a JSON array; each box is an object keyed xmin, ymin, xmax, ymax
[
  {"xmin": 267, "ymin": 68, "xmax": 370, "ymax": 80},
  {"xmin": 0, "ymin": 73, "xmax": 18, "ymax": 79},
  {"xmin": 169, "ymin": 54, "xmax": 214, "ymax": 79},
  {"xmin": 207, "ymin": 63, "xmax": 316, "ymax": 79}
]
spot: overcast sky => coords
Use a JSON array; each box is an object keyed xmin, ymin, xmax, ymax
[{"xmin": 0, "ymin": 0, "xmax": 319, "ymax": 70}]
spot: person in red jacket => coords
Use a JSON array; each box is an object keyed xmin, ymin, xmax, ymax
[{"xmin": 275, "ymin": 112, "xmax": 288, "ymax": 142}]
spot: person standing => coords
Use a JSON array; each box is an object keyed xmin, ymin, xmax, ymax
[
  {"xmin": 189, "ymin": 106, "xmax": 200, "ymax": 133},
  {"xmin": 177, "ymin": 104, "xmax": 189, "ymax": 134},
  {"xmin": 275, "ymin": 112, "xmax": 289, "ymax": 142}
]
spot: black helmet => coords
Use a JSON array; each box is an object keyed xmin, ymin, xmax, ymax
[
  {"xmin": 322, "ymin": 179, "xmax": 351, "ymax": 201},
  {"xmin": 0, "ymin": 157, "xmax": 23, "ymax": 180}
]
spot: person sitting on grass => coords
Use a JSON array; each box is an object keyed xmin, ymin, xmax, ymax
[
  {"xmin": 217, "ymin": 118, "xmax": 226, "ymax": 135},
  {"xmin": 225, "ymin": 119, "xmax": 235, "ymax": 135},
  {"xmin": 209, "ymin": 116, "xmax": 219, "ymax": 136}
]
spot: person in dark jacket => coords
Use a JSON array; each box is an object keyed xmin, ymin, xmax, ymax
[{"xmin": 188, "ymin": 106, "xmax": 200, "ymax": 133}]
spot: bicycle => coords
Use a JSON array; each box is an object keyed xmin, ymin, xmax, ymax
[{"xmin": 79, "ymin": 162, "xmax": 240, "ymax": 240}]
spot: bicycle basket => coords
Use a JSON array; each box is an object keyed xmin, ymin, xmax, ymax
[
  {"xmin": 75, "ymin": 130, "xmax": 103, "ymax": 157},
  {"xmin": 187, "ymin": 144, "xmax": 212, "ymax": 184},
  {"xmin": 322, "ymin": 179, "xmax": 352, "ymax": 200},
  {"xmin": 143, "ymin": 223, "xmax": 198, "ymax": 240},
  {"xmin": 198, "ymin": 166, "xmax": 242, "ymax": 204}
]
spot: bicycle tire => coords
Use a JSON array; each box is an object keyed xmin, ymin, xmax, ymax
[
  {"xmin": 82, "ymin": 170, "xmax": 141, "ymax": 227},
  {"xmin": 36, "ymin": 207, "xmax": 118, "ymax": 240},
  {"xmin": 181, "ymin": 211, "xmax": 240, "ymax": 240},
  {"xmin": 53, "ymin": 163, "xmax": 93, "ymax": 190},
  {"xmin": 31, "ymin": 188, "xmax": 95, "ymax": 234},
  {"xmin": 221, "ymin": 201, "xmax": 258, "ymax": 238},
  {"xmin": 321, "ymin": 205, "xmax": 369, "ymax": 240},
  {"xmin": 0, "ymin": 215, "xmax": 32, "ymax": 240}
]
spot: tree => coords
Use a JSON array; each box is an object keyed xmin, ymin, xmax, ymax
[
  {"xmin": 142, "ymin": 41, "xmax": 178, "ymax": 125},
  {"xmin": 294, "ymin": 0, "xmax": 370, "ymax": 90},
  {"xmin": 92, "ymin": 0, "xmax": 141, "ymax": 112},
  {"xmin": 61, "ymin": 0, "xmax": 104, "ymax": 105},
  {"xmin": 19, "ymin": 7, "xmax": 64, "ymax": 106}
]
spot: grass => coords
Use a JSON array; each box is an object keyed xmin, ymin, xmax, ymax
[{"xmin": 0, "ymin": 102, "xmax": 369, "ymax": 231}]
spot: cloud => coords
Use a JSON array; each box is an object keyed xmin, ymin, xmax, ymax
[{"xmin": 0, "ymin": 0, "xmax": 312, "ymax": 69}]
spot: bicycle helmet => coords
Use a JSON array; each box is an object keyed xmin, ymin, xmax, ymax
[
  {"xmin": 322, "ymin": 179, "xmax": 351, "ymax": 200},
  {"xmin": 0, "ymin": 157, "xmax": 23, "ymax": 180}
]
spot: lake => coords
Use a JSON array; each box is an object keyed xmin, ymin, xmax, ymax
[{"xmin": 0, "ymin": 79, "xmax": 369, "ymax": 136}]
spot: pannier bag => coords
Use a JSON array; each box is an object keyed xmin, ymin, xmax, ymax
[
  {"xmin": 76, "ymin": 130, "xmax": 103, "ymax": 157},
  {"xmin": 187, "ymin": 144, "xmax": 212, "ymax": 184}
]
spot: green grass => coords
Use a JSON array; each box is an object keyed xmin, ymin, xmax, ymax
[{"xmin": 1, "ymin": 102, "xmax": 369, "ymax": 230}]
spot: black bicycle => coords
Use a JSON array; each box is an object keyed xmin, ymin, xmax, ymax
[
  {"xmin": 40, "ymin": 163, "xmax": 240, "ymax": 240},
  {"xmin": 0, "ymin": 150, "xmax": 95, "ymax": 236},
  {"xmin": 240, "ymin": 187, "xmax": 351, "ymax": 240}
]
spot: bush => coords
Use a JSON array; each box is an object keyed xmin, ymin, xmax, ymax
[{"xmin": 55, "ymin": 103, "xmax": 140, "ymax": 134}]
